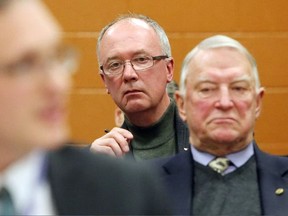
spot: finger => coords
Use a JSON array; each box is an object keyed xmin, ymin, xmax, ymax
[
  {"xmin": 110, "ymin": 127, "xmax": 133, "ymax": 140},
  {"xmin": 105, "ymin": 128, "xmax": 133, "ymax": 153},
  {"xmin": 91, "ymin": 137, "xmax": 125, "ymax": 157},
  {"xmin": 90, "ymin": 144, "xmax": 117, "ymax": 157},
  {"xmin": 110, "ymin": 132, "xmax": 130, "ymax": 153}
]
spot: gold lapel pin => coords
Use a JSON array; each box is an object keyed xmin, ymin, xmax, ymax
[{"xmin": 275, "ymin": 188, "xmax": 284, "ymax": 195}]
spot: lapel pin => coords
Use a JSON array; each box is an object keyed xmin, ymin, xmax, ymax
[
  {"xmin": 275, "ymin": 188, "xmax": 284, "ymax": 195},
  {"xmin": 184, "ymin": 148, "xmax": 189, "ymax": 151}
]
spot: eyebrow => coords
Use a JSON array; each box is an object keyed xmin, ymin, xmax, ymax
[{"xmin": 104, "ymin": 50, "xmax": 149, "ymax": 62}]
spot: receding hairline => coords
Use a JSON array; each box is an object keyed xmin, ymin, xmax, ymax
[
  {"xmin": 96, "ymin": 13, "xmax": 172, "ymax": 66},
  {"xmin": 97, "ymin": 14, "xmax": 157, "ymax": 44},
  {"xmin": 179, "ymin": 35, "xmax": 261, "ymax": 95}
]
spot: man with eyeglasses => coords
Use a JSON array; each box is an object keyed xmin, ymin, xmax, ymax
[
  {"xmin": 90, "ymin": 14, "xmax": 190, "ymax": 160},
  {"xmin": 0, "ymin": 0, "xmax": 171, "ymax": 214}
]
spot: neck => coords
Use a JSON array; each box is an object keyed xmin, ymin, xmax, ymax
[
  {"xmin": 191, "ymin": 135, "xmax": 253, "ymax": 157},
  {"xmin": 0, "ymin": 145, "xmax": 29, "ymax": 172}
]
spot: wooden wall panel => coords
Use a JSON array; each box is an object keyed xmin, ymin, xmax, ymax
[
  {"xmin": 68, "ymin": 91, "xmax": 116, "ymax": 143},
  {"xmin": 238, "ymin": 0, "xmax": 288, "ymax": 31},
  {"xmin": 128, "ymin": 0, "xmax": 238, "ymax": 32},
  {"xmin": 255, "ymin": 91, "xmax": 288, "ymax": 155},
  {"xmin": 64, "ymin": 37, "xmax": 102, "ymax": 88},
  {"xmin": 239, "ymin": 37, "xmax": 288, "ymax": 87},
  {"xmin": 44, "ymin": 0, "xmax": 129, "ymax": 31},
  {"xmin": 43, "ymin": 0, "xmax": 288, "ymax": 155}
]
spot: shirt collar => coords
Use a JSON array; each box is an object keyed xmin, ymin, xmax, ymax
[
  {"xmin": 0, "ymin": 150, "xmax": 48, "ymax": 213},
  {"xmin": 191, "ymin": 142, "xmax": 254, "ymax": 168}
]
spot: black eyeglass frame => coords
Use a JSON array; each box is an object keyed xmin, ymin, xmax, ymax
[{"xmin": 100, "ymin": 55, "xmax": 169, "ymax": 76}]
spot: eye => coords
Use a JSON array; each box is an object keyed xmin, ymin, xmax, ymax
[
  {"xmin": 230, "ymin": 83, "xmax": 252, "ymax": 98},
  {"xmin": 233, "ymin": 86, "xmax": 246, "ymax": 91},
  {"xmin": 200, "ymin": 87, "xmax": 212, "ymax": 93},
  {"xmin": 132, "ymin": 56, "xmax": 150, "ymax": 65},
  {"xmin": 231, "ymin": 85, "xmax": 249, "ymax": 94},
  {"xmin": 5, "ymin": 54, "xmax": 37, "ymax": 76},
  {"xmin": 198, "ymin": 86, "xmax": 217, "ymax": 98},
  {"xmin": 107, "ymin": 60, "xmax": 122, "ymax": 71}
]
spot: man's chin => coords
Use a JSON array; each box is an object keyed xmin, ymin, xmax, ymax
[
  {"xmin": 124, "ymin": 103, "xmax": 147, "ymax": 113},
  {"xmin": 32, "ymin": 126, "xmax": 70, "ymax": 150},
  {"xmin": 210, "ymin": 131, "xmax": 240, "ymax": 144}
]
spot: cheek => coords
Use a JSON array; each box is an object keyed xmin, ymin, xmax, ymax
[
  {"xmin": 0, "ymin": 89, "xmax": 31, "ymax": 137},
  {"xmin": 143, "ymin": 71, "xmax": 165, "ymax": 86},
  {"xmin": 0, "ymin": 85, "xmax": 29, "ymax": 113},
  {"xmin": 236, "ymin": 99, "xmax": 256, "ymax": 118},
  {"xmin": 105, "ymin": 79, "xmax": 121, "ymax": 94},
  {"xmin": 185, "ymin": 97, "xmax": 212, "ymax": 125}
]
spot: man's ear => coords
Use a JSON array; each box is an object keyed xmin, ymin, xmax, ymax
[
  {"xmin": 100, "ymin": 73, "xmax": 110, "ymax": 94},
  {"xmin": 114, "ymin": 107, "xmax": 124, "ymax": 127},
  {"xmin": 255, "ymin": 87, "xmax": 265, "ymax": 119},
  {"xmin": 175, "ymin": 90, "xmax": 187, "ymax": 122},
  {"xmin": 100, "ymin": 73, "xmax": 105, "ymax": 82},
  {"xmin": 166, "ymin": 58, "xmax": 174, "ymax": 82}
]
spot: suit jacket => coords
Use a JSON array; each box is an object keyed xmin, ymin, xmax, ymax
[
  {"xmin": 154, "ymin": 142, "xmax": 288, "ymax": 216},
  {"xmin": 122, "ymin": 103, "xmax": 190, "ymax": 158},
  {"xmin": 47, "ymin": 146, "xmax": 171, "ymax": 215}
]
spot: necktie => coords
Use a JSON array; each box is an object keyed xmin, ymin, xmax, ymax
[
  {"xmin": 208, "ymin": 157, "xmax": 231, "ymax": 174},
  {"xmin": 0, "ymin": 187, "xmax": 16, "ymax": 215}
]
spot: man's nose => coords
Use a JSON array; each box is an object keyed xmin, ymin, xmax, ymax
[
  {"xmin": 215, "ymin": 88, "xmax": 234, "ymax": 108},
  {"xmin": 122, "ymin": 61, "xmax": 138, "ymax": 80}
]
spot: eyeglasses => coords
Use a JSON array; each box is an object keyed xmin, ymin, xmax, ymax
[
  {"xmin": 100, "ymin": 55, "xmax": 169, "ymax": 77},
  {"xmin": 0, "ymin": 46, "xmax": 79, "ymax": 77}
]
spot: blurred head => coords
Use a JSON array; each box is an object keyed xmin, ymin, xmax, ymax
[
  {"xmin": 0, "ymin": 0, "xmax": 76, "ymax": 159},
  {"xmin": 175, "ymin": 35, "xmax": 264, "ymax": 155},
  {"xmin": 166, "ymin": 80, "xmax": 179, "ymax": 99},
  {"xmin": 97, "ymin": 14, "xmax": 174, "ymax": 126}
]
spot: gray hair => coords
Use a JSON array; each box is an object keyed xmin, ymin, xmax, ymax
[
  {"xmin": 179, "ymin": 35, "xmax": 260, "ymax": 95},
  {"xmin": 96, "ymin": 13, "xmax": 171, "ymax": 65}
]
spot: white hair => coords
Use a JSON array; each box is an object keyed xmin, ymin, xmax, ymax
[{"xmin": 179, "ymin": 35, "xmax": 260, "ymax": 95}]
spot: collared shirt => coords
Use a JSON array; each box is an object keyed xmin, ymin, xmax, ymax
[
  {"xmin": 191, "ymin": 142, "xmax": 254, "ymax": 175},
  {"xmin": 0, "ymin": 150, "xmax": 55, "ymax": 215}
]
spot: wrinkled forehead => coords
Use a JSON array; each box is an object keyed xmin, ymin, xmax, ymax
[
  {"xmin": 101, "ymin": 18, "xmax": 158, "ymax": 48},
  {"xmin": 186, "ymin": 47, "xmax": 254, "ymax": 83},
  {"xmin": 99, "ymin": 18, "xmax": 162, "ymax": 61},
  {"xmin": 107, "ymin": 18, "xmax": 153, "ymax": 35},
  {"xmin": 190, "ymin": 47, "xmax": 252, "ymax": 73},
  {"xmin": 0, "ymin": 0, "xmax": 61, "ymax": 62},
  {"xmin": 196, "ymin": 47, "xmax": 250, "ymax": 63}
]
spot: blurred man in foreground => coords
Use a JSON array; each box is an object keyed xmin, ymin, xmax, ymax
[{"xmin": 0, "ymin": 0, "xmax": 171, "ymax": 214}]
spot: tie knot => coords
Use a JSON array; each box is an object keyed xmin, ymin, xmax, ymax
[{"xmin": 208, "ymin": 157, "xmax": 231, "ymax": 174}]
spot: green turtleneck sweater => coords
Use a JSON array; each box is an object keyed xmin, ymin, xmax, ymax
[{"xmin": 125, "ymin": 99, "xmax": 176, "ymax": 161}]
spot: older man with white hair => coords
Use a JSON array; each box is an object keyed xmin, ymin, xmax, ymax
[{"xmin": 155, "ymin": 35, "xmax": 288, "ymax": 216}]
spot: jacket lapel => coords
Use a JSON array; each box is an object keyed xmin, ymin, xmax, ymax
[
  {"xmin": 254, "ymin": 143, "xmax": 288, "ymax": 215},
  {"xmin": 161, "ymin": 150, "xmax": 193, "ymax": 215},
  {"xmin": 174, "ymin": 108, "xmax": 190, "ymax": 153}
]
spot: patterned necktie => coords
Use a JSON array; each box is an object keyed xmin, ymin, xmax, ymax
[
  {"xmin": 208, "ymin": 157, "xmax": 231, "ymax": 174},
  {"xmin": 0, "ymin": 187, "xmax": 16, "ymax": 215}
]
